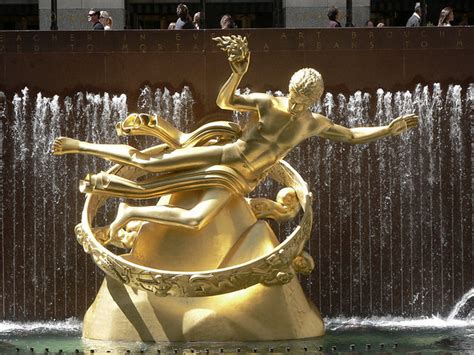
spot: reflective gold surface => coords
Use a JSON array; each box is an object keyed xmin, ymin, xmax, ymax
[
  {"xmin": 75, "ymin": 160, "xmax": 314, "ymax": 297},
  {"xmin": 84, "ymin": 276, "xmax": 324, "ymax": 342},
  {"xmin": 53, "ymin": 35, "xmax": 418, "ymax": 341}
]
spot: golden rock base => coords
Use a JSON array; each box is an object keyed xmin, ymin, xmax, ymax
[
  {"xmin": 83, "ymin": 192, "xmax": 324, "ymax": 341},
  {"xmin": 83, "ymin": 277, "xmax": 324, "ymax": 342}
]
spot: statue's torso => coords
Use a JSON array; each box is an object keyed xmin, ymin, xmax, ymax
[{"xmin": 236, "ymin": 96, "xmax": 319, "ymax": 177}]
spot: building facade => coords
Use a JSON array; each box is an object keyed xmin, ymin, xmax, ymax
[{"xmin": 0, "ymin": 1, "xmax": 472, "ymax": 30}]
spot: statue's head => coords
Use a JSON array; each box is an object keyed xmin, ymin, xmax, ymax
[{"xmin": 288, "ymin": 68, "xmax": 324, "ymax": 115}]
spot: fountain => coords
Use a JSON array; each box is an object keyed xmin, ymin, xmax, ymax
[
  {"xmin": 0, "ymin": 80, "xmax": 472, "ymax": 352},
  {"xmin": 0, "ymin": 28, "xmax": 472, "ymax": 352}
]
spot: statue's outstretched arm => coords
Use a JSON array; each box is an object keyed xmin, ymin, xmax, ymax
[
  {"xmin": 213, "ymin": 35, "xmax": 263, "ymax": 112},
  {"xmin": 313, "ymin": 113, "xmax": 419, "ymax": 144}
]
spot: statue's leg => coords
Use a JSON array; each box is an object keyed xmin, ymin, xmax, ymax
[
  {"xmin": 109, "ymin": 188, "xmax": 233, "ymax": 237},
  {"xmin": 53, "ymin": 137, "xmax": 223, "ymax": 173},
  {"xmin": 52, "ymin": 137, "xmax": 147, "ymax": 161}
]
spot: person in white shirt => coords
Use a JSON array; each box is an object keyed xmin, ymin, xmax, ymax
[{"xmin": 100, "ymin": 11, "xmax": 113, "ymax": 30}]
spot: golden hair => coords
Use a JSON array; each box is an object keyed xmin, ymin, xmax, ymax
[{"xmin": 289, "ymin": 68, "xmax": 324, "ymax": 102}]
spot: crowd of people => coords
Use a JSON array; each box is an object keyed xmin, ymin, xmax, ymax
[
  {"xmin": 405, "ymin": 2, "xmax": 456, "ymax": 27},
  {"xmin": 88, "ymin": 4, "xmax": 235, "ymax": 31},
  {"xmin": 167, "ymin": 4, "xmax": 236, "ymax": 30},
  {"xmin": 329, "ymin": 2, "xmax": 468, "ymax": 28},
  {"xmin": 87, "ymin": 2, "xmax": 470, "ymax": 31}
]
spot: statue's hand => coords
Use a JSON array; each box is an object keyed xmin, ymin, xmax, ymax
[
  {"xmin": 213, "ymin": 35, "xmax": 250, "ymax": 75},
  {"xmin": 228, "ymin": 51, "xmax": 250, "ymax": 75},
  {"xmin": 388, "ymin": 114, "xmax": 419, "ymax": 136}
]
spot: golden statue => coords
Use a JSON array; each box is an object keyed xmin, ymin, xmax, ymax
[{"xmin": 53, "ymin": 35, "xmax": 418, "ymax": 342}]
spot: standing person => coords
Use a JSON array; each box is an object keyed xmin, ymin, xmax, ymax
[
  {"xmin": 193, "ymin": 12, "xmax": 201, "ymax": 29},
  {"xmin": 100, "ymin": 11, "xmax": 113, "ymax": 30},
  {"xmin": 327, "ymin": 6, "xmax": 341, "ymax": 27},
  {"xmin": 438, "ymin": 7, "xmax": 454, "ymax": 26},
  {"xmin": 175, "ymin": 3, "xmax": 194, "ymax": 29},
  {"xmin": 88, "ymin": 8, "xmax": 104, "ymax": 30},
  {"xmin": 220, "ymin": 14, "xmax": 236, "ymax": 29},
  {"xmin": 406, "ymin": 2, "xmax": 422, "ymax": 27}
]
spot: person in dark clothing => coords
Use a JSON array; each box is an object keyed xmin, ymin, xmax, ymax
[
  {"xmin": 220, "ymin": 14, "xmax": 236, "ymax": 29},
  {"xmin": 327, "ymin": 6, "xmax": 341, "ymax": 27},
  {"xmin": 406, "ymin": 3, "xmax": 422, "ymax": 27},
  {"xmin": 88, "ymin": 9, "xmax": 104, "ymax": 30},
  {"xmin": 175, "ymin": 3, "xmax": 195, "ymax": 29}
]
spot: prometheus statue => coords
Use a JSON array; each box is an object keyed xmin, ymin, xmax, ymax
[{"xmin": 53, "ymin": 35, "xmax": 418, "ymax": 342}]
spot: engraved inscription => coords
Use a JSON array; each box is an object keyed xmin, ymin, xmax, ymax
[{"xmin": 0, "ymin": 29, "xmax": 471, "ymax": 54}]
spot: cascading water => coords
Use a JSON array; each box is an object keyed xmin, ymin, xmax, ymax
[
  {"xmin": 0, "ymin": 84, "xmax": 472, "ymax": 323},
  {"xmin": 0, "ymin": 92, "xmax": 5, "ymax": 319}
]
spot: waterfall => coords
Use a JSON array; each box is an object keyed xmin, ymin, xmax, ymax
[
  {"xmin": 0, "ymin": 92, "xmax": 5, "ymax": 319},
  {"xmin": 447, "ymin": 288, "xmax": 474, "ymax": 320}
]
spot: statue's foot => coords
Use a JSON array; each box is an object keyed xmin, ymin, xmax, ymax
[
  {"xmin": 110, "ymin": 202, "xmax": 131, "ymax": 238},
  {"xmin": 52, "ymin": 137, "xmax": 81, "ymax": 155},
  {"xmin": 117, "ymin": 229, "xmax": 138, "ymax": 249}
]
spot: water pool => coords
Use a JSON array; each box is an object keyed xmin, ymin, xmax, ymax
[{"xmin": 1, "ymin": 317, "xmax": 473, "ymax": 353}]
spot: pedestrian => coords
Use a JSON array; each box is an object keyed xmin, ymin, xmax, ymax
[
  {"xmin": 365, "ymin": 20, "xmax": 374, "ymax": 27},
  {"xmin": 193, "ymin": 12, "xmax": 201, "ymax": 29},
  {"xmin": 100, "ymin": 11, "xmax": 113, "ymax": 30},
  {"xmin": 88, "ymin": 8, "xmax": 104, "ymax": 30},
  {"xmin": 327, "ymin": 6, "xmax": 341, "ymax": 27},
  {"xmin": 175, "ymin": 3, "xmax": 195, "ymax": 29},
  {"xmin": 220, "ymin": 14, "xmax": 236, "ymax": 29},
  {"xmin": 438, "ymin": 7, "xmax": 454, "ymax": 26},
  {"xmin": 406, "ymin": 2, "xmax": 422, "ymax": 27}
]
